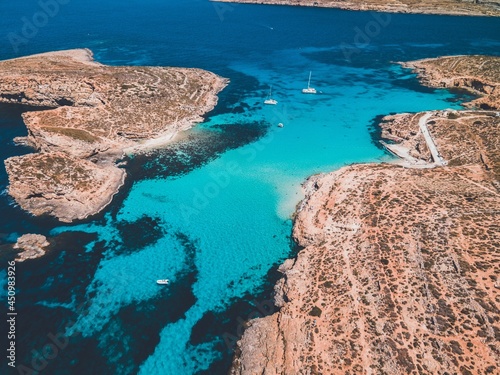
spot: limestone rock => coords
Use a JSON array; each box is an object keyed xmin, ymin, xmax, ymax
[{"xmin": 14, "ymin": 234, "xmax": 50, "ymax": 261}]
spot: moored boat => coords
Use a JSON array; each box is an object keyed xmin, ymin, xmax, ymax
[
  {"xmin": 302, "ymin": 71, "xmax": 317, "ymax": 94},
  {"xmin": 264, "ymin": 85, "xmax": 278, "ymax": 105}
]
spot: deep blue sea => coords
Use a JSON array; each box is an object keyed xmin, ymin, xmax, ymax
[{"xmin": 0, "ymin": 1, "xmax": 499, "ymax": 374}]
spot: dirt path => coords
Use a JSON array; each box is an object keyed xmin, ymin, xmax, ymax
[{"xmin": 418, "ymin": 112, "xmax": 446, "ymax": 166}]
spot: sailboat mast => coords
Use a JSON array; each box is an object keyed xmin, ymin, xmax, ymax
[{"xmin": 308, "ymin": 71, "xmax": 312, "ymax": 88}]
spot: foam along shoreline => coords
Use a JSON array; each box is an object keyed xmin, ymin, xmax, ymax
[
  {"xmin": 231, "ymin": 55, "xmax": 500, "ymax": 374},
  {"xmin": 0, "ymin": 49, "xmax": 228, "ymax": 222},
  {"xmin": 212, "ymin": 0, "xmax": 500, "ymax": 17}
]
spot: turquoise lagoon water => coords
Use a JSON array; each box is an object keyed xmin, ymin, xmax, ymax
[{"xmin": 1, "ymin": 1, "xmax": 500, "ymax": 374}]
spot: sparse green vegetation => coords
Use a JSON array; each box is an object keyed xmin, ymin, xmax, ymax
[
  {"xmin": 309, "ymin": 306, "xmax": 322, "ymax": 317},
  {"xmin": 43, "ymin": 127, "xmax": 99, "ymax": 143}
]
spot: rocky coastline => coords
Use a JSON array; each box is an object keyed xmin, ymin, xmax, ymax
[
  {"xmin": 0, "ymin": 49, "xmax": 228, "ymax": 222},
  {"xmin": 402, "ymin": 55, "xmax": 500, "ymax": 111},
  {"xmin": 231, "ymin": 56, "xmax": 500, "ymax": 374},
  {"xmin": 213, "ymin": 0, "xmax": 500, "ymax": 17}
]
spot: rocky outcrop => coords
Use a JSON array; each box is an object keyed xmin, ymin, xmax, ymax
[
  {"xmin": 231, "ymin": 57, "xmax": 500, "ymax": 374},
  {"xmin": 402, "ymin": 55, "xmax": 500, "ymax": 110},
  {"xmin": 5, "ymin": 152, "xmax": 126, "ymax": 222},
  {"xmin": 0, "ymin": 49, "xmax": 228, "ymax": 222},
  {"xmin": 213, "ymin": 0, "xmax": 500, "ymax": 17},
  {"xmin": 14, "ymin": 234, "xmax": 50, "ymax": 261}
]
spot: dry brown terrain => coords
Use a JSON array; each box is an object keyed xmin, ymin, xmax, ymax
[
  {"xmin": 0, "ymin": 49, "xmax": 227, "ymax": 222},
  {"xmin": 231, "ymin": 56, "xmax": 500, "ymax": 374},
  {"xmin": 381, "ymin": 110, "xmax": 500, "ymax": 174},
  {"xmin": 403, "ymin": 55, "xmax": 500, "ymax": 110},
  {"xmin": 213, "ymin": 0, "xmax": 500, "ymax": 16},
  {"xmin": 5, "ymin": 152, "xmax": 126, "ymax": 222}
]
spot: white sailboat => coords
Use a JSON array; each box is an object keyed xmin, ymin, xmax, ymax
[
  {"xmin": 156, "ymin": 279, "xmax": 170, "ymax": 285},
  {"xmin": 302, "ymin": 71, "xmax": 317, "ymax": 94},
  {"xmin": 264, "ymin": 85, "xmax": 278, "ymax": 105}
]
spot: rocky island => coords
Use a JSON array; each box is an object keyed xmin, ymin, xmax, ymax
[
  {"xmin": 231, "ymin": 56, "xmax": 500, "ymax": 374},
  {"xmin": 214, "ymin": 0, "xmax": 500, "ymax": 17},
  {"xmin": 13, "ymin": 234, "xmax": 51, "ymax": 261},
  {"xmin": 0, "ymin": 49, "xmax": 227, "ymax": 222}
]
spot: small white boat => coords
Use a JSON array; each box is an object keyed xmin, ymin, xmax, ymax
[
  {"xmin": 156, "ymin": 279, "xmax": 170, "ymax": 285},
  {"xmin": 264, "ymin": 85, "xmax": 278, "ymax": 105},
  {"xmin": 302, "ymin": 71, "xmax": 317, "ymax": 94},
  {"xmin": 278, "ymin": 123, "xmax": 284, "ymax": 128}
]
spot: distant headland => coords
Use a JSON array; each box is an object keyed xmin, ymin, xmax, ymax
[
  {"xmin": 213, "ymin": 0, "xmax": 500, "ymax": 16},
  {"xmin": 0, "ymin": 49, "xmax": 228, "ymax": 222}
]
